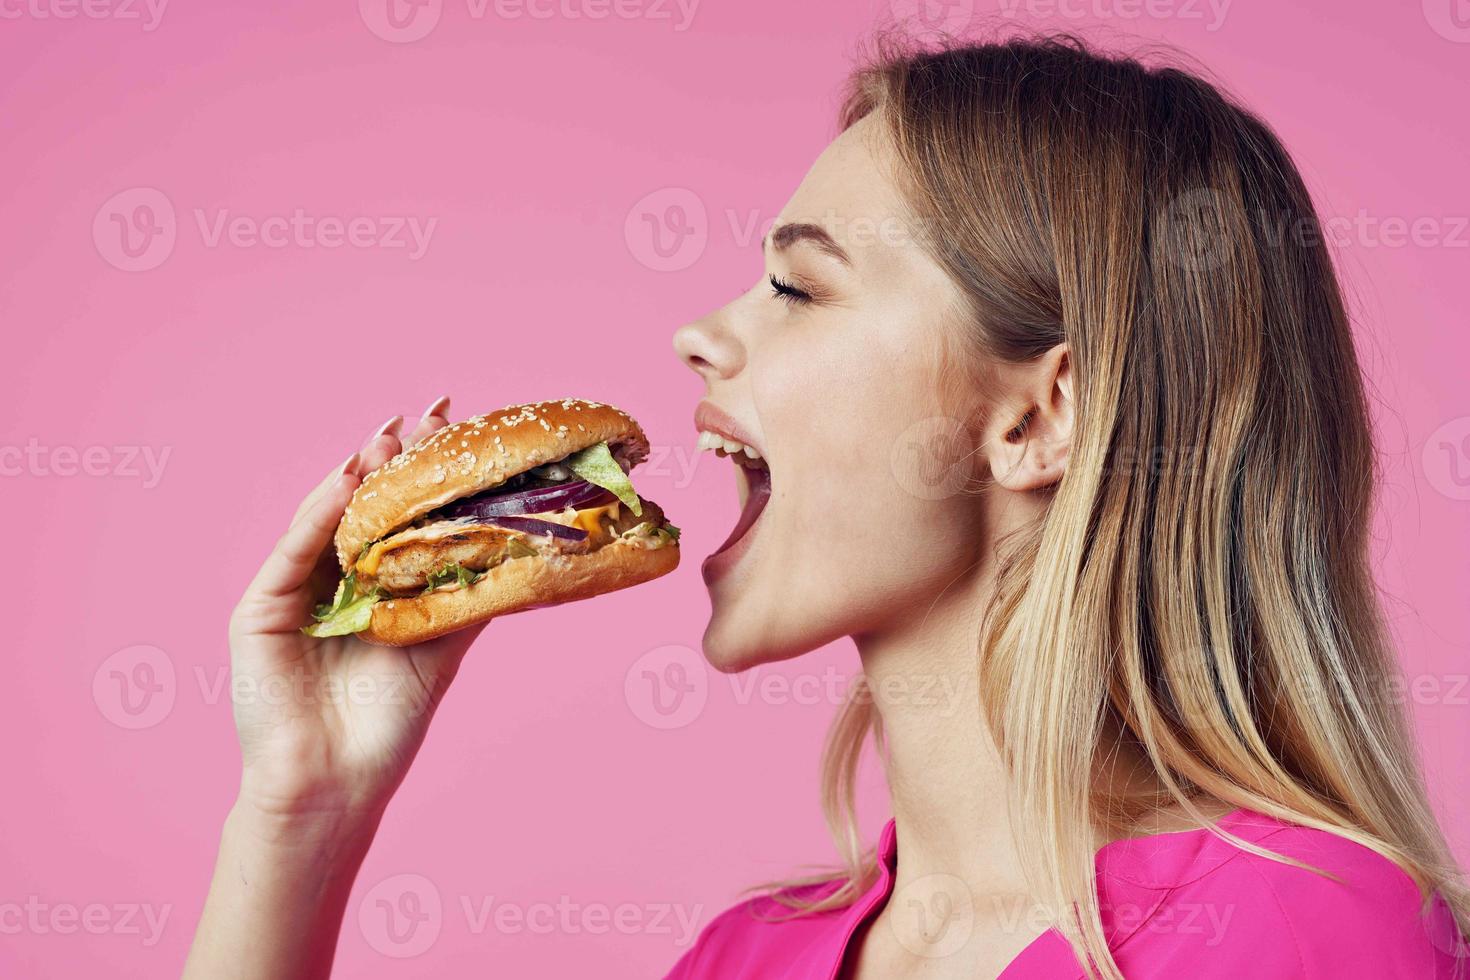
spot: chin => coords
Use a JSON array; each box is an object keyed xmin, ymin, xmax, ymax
[
  {"xmin": 699, "ymin": 577, "xmax": 851, "ymax": 674},
  {"xmin": 700, "ymin": 625, "xmax": 763, "ymax": 674},
  {"xmin": 700, "ymin": 601, "xmax": 786, "ymax": 674}
]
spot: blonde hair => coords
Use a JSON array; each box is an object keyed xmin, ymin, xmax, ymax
[{"xmin": 767, "ymin": 33, "xmax": 1469, "ymax": 977}]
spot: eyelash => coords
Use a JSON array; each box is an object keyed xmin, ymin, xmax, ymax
[{"xmin": 768, "ymin": 274, "xmax": 812, "ymax": 306}]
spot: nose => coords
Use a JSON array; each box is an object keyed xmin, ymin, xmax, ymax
[{"xmin": 674, "ymin": 309, "xmax": 745, "ymax": 382}]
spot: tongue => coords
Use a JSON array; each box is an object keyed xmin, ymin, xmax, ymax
[{"xmin": 716, "ymin": 466, "xmax": 770, "ymax": 555}]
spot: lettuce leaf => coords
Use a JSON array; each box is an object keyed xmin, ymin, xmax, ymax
[
  {"xmin": 506, "ymin": 537, "xmax": 538, "ymax": 559},
  {"xmin": 302, "ymin": 574, "xmax": 379, "ymax": 638},
  {"xmin": 619, "ymin": 521, "xmax": 680, "ymax": 547},
  {"xmin": 423, "ymin": 562, "xmax": 484, "ymax": 593},
  {"xmin": 566, "ymin": 441, "xmax": 642, "ymax": 516}
]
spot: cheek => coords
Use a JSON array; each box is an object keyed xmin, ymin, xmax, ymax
[{"xmin": 744, "ymin": 324, "xmax": 985, "ymax": 637}]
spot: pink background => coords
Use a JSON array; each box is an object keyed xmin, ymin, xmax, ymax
[{"xmin": 2, "ymin": 1, "xmax": 1467, "ymax": 976}]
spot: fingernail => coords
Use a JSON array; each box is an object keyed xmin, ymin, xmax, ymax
[
  {"xmin": 372, "ymin": 415, "xmax": 403, "ymax": 441},
  {"xmin": 421, "ymin": 395, "xmax": 451, "ymax": 421},
  {"xmin": 338, "ymin": 452, "xmax": 361, "ymax": 479}
]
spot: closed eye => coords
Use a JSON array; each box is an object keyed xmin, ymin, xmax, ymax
[{"xmin": 769, "ymin": 274, "xmax": 812, "ymax": 306}]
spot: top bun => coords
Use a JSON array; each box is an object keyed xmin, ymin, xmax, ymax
[{"xmin": 334, "ymin": 398, "xmax": 649, "ymax": 569}]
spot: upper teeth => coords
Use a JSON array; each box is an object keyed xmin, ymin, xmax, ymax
[{"xmin": 697, "ymin": 429, "xmax": 764, "ymax": 461}]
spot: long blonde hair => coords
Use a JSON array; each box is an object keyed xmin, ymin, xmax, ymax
[{"xmin": 770, "ymin": 33, "xmax": 1468, "ymax": 977}]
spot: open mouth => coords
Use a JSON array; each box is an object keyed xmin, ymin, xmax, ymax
[{"xmin": 694, "ymin": 420, "xmax": 772, "ymax": 576}]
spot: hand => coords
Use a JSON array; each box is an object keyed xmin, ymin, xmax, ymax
[{"xmin": 226, "ymin": 395, "xmax": 484, "ymax": 826}]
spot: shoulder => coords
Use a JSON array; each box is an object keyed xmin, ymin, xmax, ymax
[
  {"xmin": 1108, "ymin": 813, "xmax": 1465, "ymax": 978},
  {"xmin": 663, "ymin": 882, "xmax": 850, "ymax": 979}
]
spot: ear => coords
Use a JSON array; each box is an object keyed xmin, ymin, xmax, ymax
[{"xmin": 982, "ymin": 344, "xmax": 1074, "ymax": 492}]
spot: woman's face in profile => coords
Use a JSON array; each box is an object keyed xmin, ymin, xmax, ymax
[{"xmin": 675, "ymin": 117, "xmax": 997, "ymax": 672}]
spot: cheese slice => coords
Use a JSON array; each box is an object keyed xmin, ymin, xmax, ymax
[
  {"xmin": 519, "ymin": 501, "xmax": 623, "ymax": 543},
  {"xmin": 573, "ymin": 502, "xmax": 622, "ymax": 538}
]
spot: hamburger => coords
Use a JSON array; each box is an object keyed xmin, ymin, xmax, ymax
[{"xmin": 304, "ymin": 398, "xmax": 680, "ymax": 646}]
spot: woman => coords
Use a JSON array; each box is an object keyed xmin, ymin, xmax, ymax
[{"xmin": 185, "ymin": 35, "xmax": 1468, "ymax": 979}]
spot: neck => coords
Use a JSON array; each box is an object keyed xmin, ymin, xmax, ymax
[
  {"xmin": 854, "ymin": 554, "xmax": 1031, "ymax": 897},
  {"xmin": 853, "ymin": 507, "xmax": 1219, "ymax": 903}
]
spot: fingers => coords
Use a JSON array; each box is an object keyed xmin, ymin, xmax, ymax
[
  {"xmin": 405, "ymin": 395, "xmax": 452, "ymax": 447},
  {"xmin": 296, "ymin": 396, "xmax": 448, "ymax": 524},
  {"xmin": 258, "ymin": 398, "xmax": 452, "ymax": 605},
  {"xmin": 358, "ymin": 415, "xmax": 405, "ymax": 474},
  {"xmin": 249, "ymin": 456, "xmax": 361, "ymax": 601},
  {"xmin": 290, "ymin": 415, "xmax": 403, "ymax": 526}
]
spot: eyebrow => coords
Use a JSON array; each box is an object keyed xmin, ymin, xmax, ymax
[{"xmin": 763, "ymin": 222, "xmax": 852, "ymax": 265}]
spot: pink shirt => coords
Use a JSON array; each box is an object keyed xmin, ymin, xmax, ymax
[{"xmin": 667, "ymin": 809, "xmax": 1465, "ymax": 978}]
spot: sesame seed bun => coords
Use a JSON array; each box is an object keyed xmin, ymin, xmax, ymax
[
  {"xmin": 358, "ymin": 536, "xmax": 679, "ymax": 646},
  {"xmin": 335, "ymin": 398, "xmax": 648, "ymax": 569}
]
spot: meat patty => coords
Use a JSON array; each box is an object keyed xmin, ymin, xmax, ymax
[{"xmin": 357, "ymin": 523, "xmax": 516, "ymax": 594}]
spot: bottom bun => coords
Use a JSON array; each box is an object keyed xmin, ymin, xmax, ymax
[{"xmin": 359, "ymin": 538, "xmax": 680, "ymax": 646}]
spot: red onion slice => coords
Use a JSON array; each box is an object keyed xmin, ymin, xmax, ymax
[
  {"xmin": 482, "ymin": 515, "xmax": 588, "ymax": 542},
  {"xmin": 434, "ymin": 479, "xmax": 615, "ymax": 522}
]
